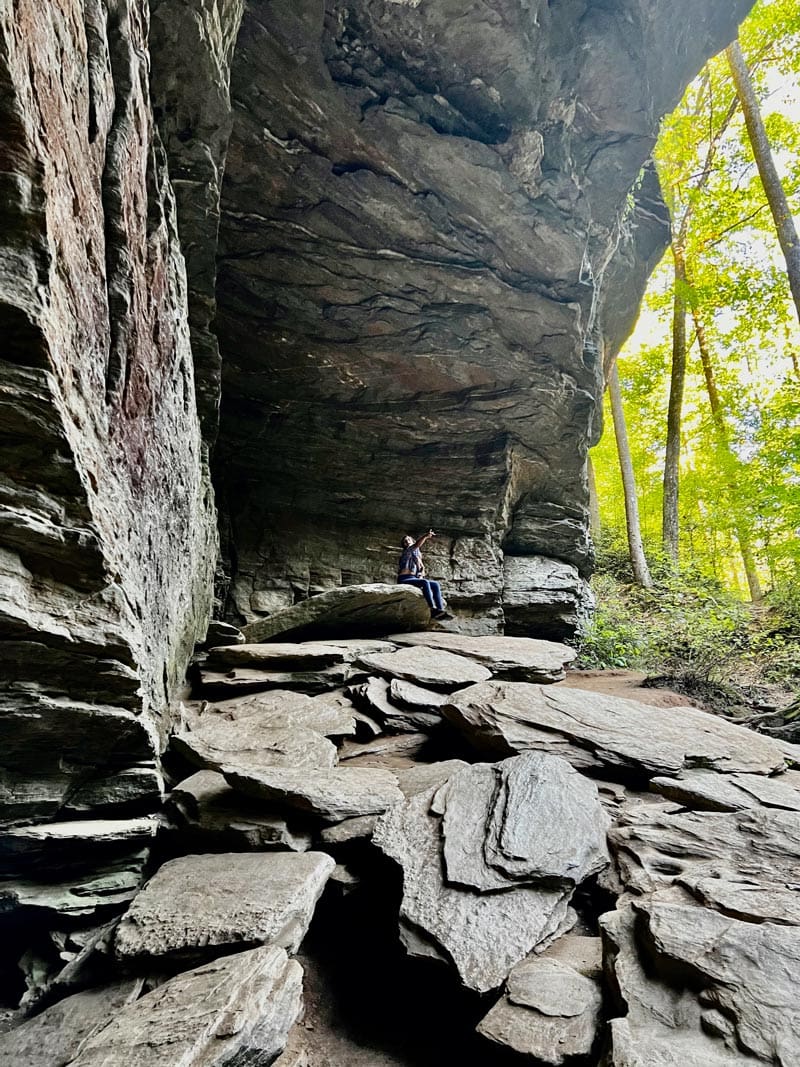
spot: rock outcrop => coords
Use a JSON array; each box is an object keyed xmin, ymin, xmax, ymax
[
  {"xmin": 0, "ymin": 0, "xmax": 765, "ymax": 1061},
  {"xmin": 1, "ymin": 629, "xmax": 797, "ymax": 1067},
  {"xmin": 211, "ymin": 0, "xmax": 753, "ymax": 634}
]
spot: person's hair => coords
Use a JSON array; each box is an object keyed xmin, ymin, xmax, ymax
[{"xmin": 400, "ymin": 535, "xmax": 412, "ymax": 547}]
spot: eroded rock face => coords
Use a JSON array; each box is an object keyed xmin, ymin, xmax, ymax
[
  {"xmin": 0, "ymin": 1, "xmax": 216, "ymax": 836},
  {"xmin": 212, "ymin": 0, "xmax": 752, "ymax": 634}
]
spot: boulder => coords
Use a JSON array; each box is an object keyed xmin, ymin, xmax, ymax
[
  {"xmin": 388, "ymin": 678, "xmax": 450, "ymax": 711},
  {"xmin": 373, "ymin": 785, "xmax": 573, "ymax": 993},
  {"xmin": 173, "ymin": 712, "xmax": 338, "ymax": 774},
  {"xmin": 356, "ymin": 646, "xmax": 492, "ymax": 691},
  {"xmin": 241, "ymin": 585, "xmax": 430, "ymax": 643},
  {"xmin": 223, "ymin": 765, "xmax": 404, "ymax": 822},
  {"xmin": 338, "ymin": 733, "xmax": 432, "ymax": 766},
  {"xmin": 69, "ymin": 946, "xmax": 302, "ymax": 1067},
  {"xmin": 0, "ymin": 980, "xmax": 143, "ymax": 1067},
  {"xmin": 502, "ymin": 556, "xmax": 594, "ymax": 641},
  {"xmin": 609, "ymin": 802, "xmax": 800, "ymax": 902},
  {"xmin": 443, "ymin": 682, "xmax": 787, "ymax": 776},
  {"xmin": 388, "ymin": 632, "xmax": 577, "ymax": 682},
  {"xmin": 477, "ymin": 950, "xmax": 603, "ymax": 1064},
  {"xmin": 435, "ymin": 754, "xmax": 609, "ymax": 891},
  {"xmin": 601, "ymin": 899, "xmax": 749, "ymax": 1067},
  {"xmin": 114, "ymin": 851, "xmax": 334, "ymax": 962},
  {"xmin": 602, "ymin": 894, "xmax": 800, "ymax": 1066},
  {"xmin": 166, "ymin": 771, "xmax": 314, "ymax": 851}
]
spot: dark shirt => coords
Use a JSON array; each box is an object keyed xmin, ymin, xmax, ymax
[{"xmin": 398, "ymin": 546, "xmax": 423, "ymax": 578}]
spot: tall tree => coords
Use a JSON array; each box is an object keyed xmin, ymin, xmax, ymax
[
  {"xmin": 689, "ymin": 302, "xmax": 764, "ymax": 600},
  {"xmin": 659, "ymin": 80, "xmax": 739, "ymax": 560},
  {"xmin": 726, "ymin": 37, "xmax": 800, "ymax": 325},
  {"xmin": 608, "ymin": 362, "xmax": 653, "ymax": 588},
  {"xmin": 662, "ymin": 248, "xmax": 687, "ymax": 562}
]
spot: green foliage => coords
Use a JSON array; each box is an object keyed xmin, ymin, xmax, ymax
[
  {"xmin": 593, "ymin": 0, "xmax": 800, "ymax": 605},
  {"xmin": 579, "ymin": 527, "xmax": 799, "ymax": 698}
]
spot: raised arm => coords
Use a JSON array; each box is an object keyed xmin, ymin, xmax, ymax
[{"xmin": 413, "ymin": 529, "xmax": 435, "ymax": 549}]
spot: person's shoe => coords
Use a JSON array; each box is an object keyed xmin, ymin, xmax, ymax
[{"xmin": 432, "ymin": 610, "xmax": 454, "ymax": 620}]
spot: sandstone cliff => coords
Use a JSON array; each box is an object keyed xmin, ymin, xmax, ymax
[{"xmin": 0, "ymin": 0, "xmax": 760, "ymax": 1054}]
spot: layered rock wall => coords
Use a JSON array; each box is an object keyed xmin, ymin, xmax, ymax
[
  {"xmin": 212, "ymin": 0, "xmax": 751, "ymax": 633},
  {"xmin": 0, "ymin": 0, "xmax": 217, "ymax": 828}
]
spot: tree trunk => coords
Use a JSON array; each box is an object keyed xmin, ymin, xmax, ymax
[
  {"xmin": 587, "ymin": 455, "xmax": 601, "ymax": 540},
  {"xmin": 692, "ymin": 308, "xmax": 764, "ymax": 601},
  {"xmin": 726, "ymin": 39, "xmax": 800, "ymax": 326},
  {"xmin": 608, "ymin": 363, "xmax": 653, "ymax": 588},
  {"xmin": 662, "ymin": 247, "xmax": 688, "ymax": 562}
]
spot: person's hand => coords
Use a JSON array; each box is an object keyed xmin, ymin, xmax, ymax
[{"xmin": 428, "ymin": 529, "xmax": 436, "ymax": 537}]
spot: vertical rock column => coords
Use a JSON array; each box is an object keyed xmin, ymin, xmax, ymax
[{"xmin": 0, "ymin": 0, "xmax": 217, "ymax": 996}]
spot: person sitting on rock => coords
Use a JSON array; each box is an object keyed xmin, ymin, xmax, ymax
[{"xmin": 397, "ymin": 530, "xmax": 453, "ymax": 620}]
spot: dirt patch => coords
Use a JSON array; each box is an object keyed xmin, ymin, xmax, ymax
[{"xmin": 560, "ymin": 669, "xmax": 704, "ymax": 709}]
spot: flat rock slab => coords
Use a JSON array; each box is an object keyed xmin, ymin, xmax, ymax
[
  {"xmin": 443, "ymin": 682, "xmax": 787, "ymax": 777},
  {"xmin": 356, "ymin": 646, "xmax": 491, "ymax": 691},
  {"xmin": 199, "ymin": 689, "xmax": 356, "ymax": 737},
  {"xmin": 389, "ymin": 678, "xmax": 450, "ymax": 711},
  {"xmin": 224, "ymin": 765, "xmax": 404, "ymax": 822},
  {"xmin": 114, "ymin": 851, "xmax": 334, "ymax": 961},
  {"xmin": 197, "ymin": 664, "xmax": 353, "ymax": 697},
  {"xmin": 478, "ymin": 954, "xmax": 603, "ymax": 1064},
  {"xmin": 389, "ymin": 632, "xmax": 576, "ymax": 681},
  {"xmin": 435, "ymin": 753, "xmax": 609, "ymax": 891},
  {"xmin": 69, "ymin": 946, "xmax": 302, "ymax": 1067},
  {"xmin": 373, "ymin": 787, "xmax": 572, "ymax": 992},
  {"xmin": 166, "ymin": 771, "xmax": 313, "ymax": 851},
  {"xmin": 0, "ymin": 818, "xmax": 157, "ymax": 876},
  {"xmin": 242, "ymin": 584, "xmax": 430, "ymax": 643},
  {"xmin": 173, "ymin": 713, "xmax": 338, "ymax": 773},
  {"xmin": 0, "ymin": 980, "xmax": 143, "ymax": 1067},
  {"xmin": 650, "ymin": 768, "xmax": 800, "ymax": 812},
  {"xmin": 1, "ymin": 852, "xmax": 148, "ymax": 918},
  {"xmin": 206, "ymin": 639, "xmax": 396, "ymax": 671}
]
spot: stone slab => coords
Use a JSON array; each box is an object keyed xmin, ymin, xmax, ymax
[
  {"xmin": 373, "ymin": 787, "xmax": 572, "ymax": 992},
  {"xmin": 478, "ymin": 955, "xmax": 602, "ymax": 1064},
  {"xmin": 242, "ymin": 584, "xmax": 430, "ymax": 643},
  {"xmin": 205, "ymin": 638, "xmax": 396, "ymax": 670},
  {"xmin": 388, "ymin": 632, "xmax": 576, "ymax": 681},
  {"xmin": 223, "ymin": 765, "xmax": 404, "ymax": 822},
  {"xmin": 173, "ymin": 713, "xmax": 338, "ymax": 774},
  {"xmin": 0, "ymin": 980, "xmax": 143, "ymax": 1067},
  {"xmin": 443, "ymin": 682, "xmax": 787, "ymax": 777},
  {"xmin": 71, "ymin": 946, "xmax": 302, "ymax": 1067},
  {"xmin": 356, "ymin": 645, "xmax": 492, "ymax": 691},
  {"xmin": 650, "ymin": 768, "xmax": 800, "ymax": 812},
  {"xmin": 114, "ymin": 851, "xmax": 334, "ymax": 961}
]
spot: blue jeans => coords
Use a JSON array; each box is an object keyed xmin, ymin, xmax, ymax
[{"xmin": 398, "ymin": 576, "xmax": 444, "ymax": 611}]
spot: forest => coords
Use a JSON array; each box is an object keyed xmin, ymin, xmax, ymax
[{"xmin": 584, "ymin": 0, "xmax": 800, "ymax": 720}]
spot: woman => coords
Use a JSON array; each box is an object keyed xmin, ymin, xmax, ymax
[{"xmin": 397, "ymin": 529, "xmax": 452, "ymax": 619}]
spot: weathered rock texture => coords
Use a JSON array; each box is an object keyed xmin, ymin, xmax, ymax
[
  {"xmin": 212, "ymin": 0, "xmax": 752, "ymax": 634},
  {"xmin": 0, "ymin": 1, "xmax": 217, "ymax": 845}
]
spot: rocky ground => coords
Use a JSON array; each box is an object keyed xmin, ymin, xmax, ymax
[{"xmin": 1, "ymin": 585, "xmax": 798, "ymax": 1066}]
